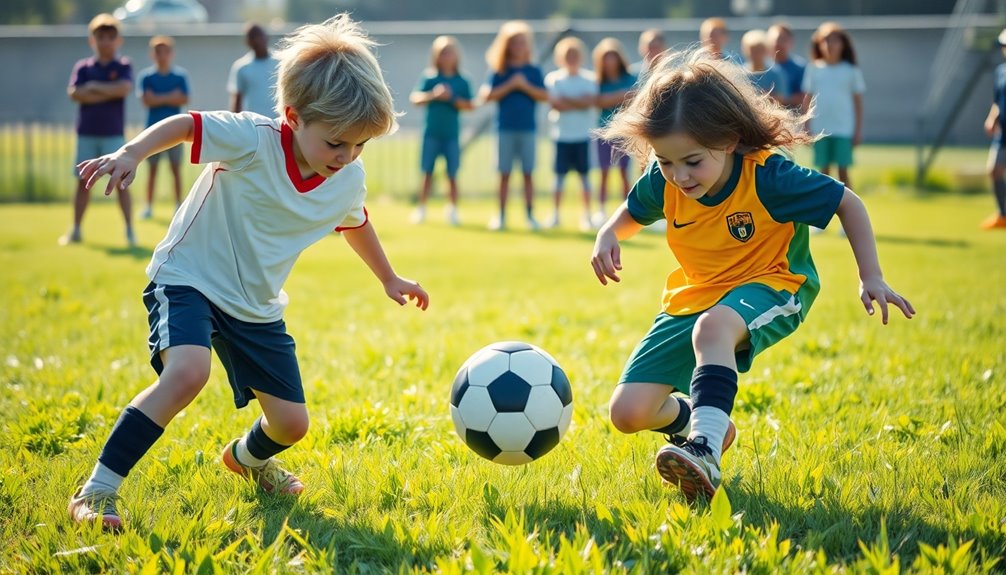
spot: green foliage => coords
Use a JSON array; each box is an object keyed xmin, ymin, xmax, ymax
[{"xmin": 1, "ymin": 191, "xmax": 1004, "ymax": 572}]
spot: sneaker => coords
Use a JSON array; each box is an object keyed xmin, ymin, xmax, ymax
[
  {"xmin": 666, "ymin": 419, "xmax": 737, "ymax": 454},
  {"xmin": 68, "ymin": 486, "xmax": 122, "ymax": 531},
  {"xmin": 487, "ymin": 215, "xmax": 505, "ymax": 231},
  {"xmin": 140, "ymin": 206, "xmax": 153, "ymax": 220},
  {"xmin": 655, "ymin": 436, "xmax": 721, "ymax": 503},
  {"xmin": 527, "ymin": 215, "xmax": 541, "ymax": 232},
  {"xmin": 446, "ymin": 205, "xmax": 460, "ymax": 227},
  {"xmin": 125, "ymin": 229, "xmax": 137, "ymax": 248},
  {"xmin": 58, "ymin": 229, "xmax": 82, "ymax": 246},
  {"xmin": 221, "ymin": 439, "xmax": 304, "ymax": 496},
  {"xmin": 546, "ymin": 213, "xmax": 560, "ymax": 229},
  {"xmin": 410, "ymin": 206, "xmax": 426, "ymax": 224},
  {"xmin": 980, "ymin": 215, "xmax": 1006, "ymax": 230},
  {"xmin": 579, "ymin": 214, "xmax": 594, "ymax": 232}
]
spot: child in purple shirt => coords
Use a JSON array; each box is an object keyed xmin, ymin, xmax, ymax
[{"xmin": 62, "ymin": 13, "xmax": 135, "ymax": 247}]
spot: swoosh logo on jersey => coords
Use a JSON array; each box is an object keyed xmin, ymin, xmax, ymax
[
  {"xmin": 672, "ymin": 219, "xmax": 696, "ymax": 229},
  {"xmin": 739, "ymin": 299, "xmax": 756, "ymax": 310}
]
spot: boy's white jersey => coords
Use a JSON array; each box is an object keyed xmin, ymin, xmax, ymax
[
  {"xmin": 146, "ymin": 111, "xmax": 369, "ymax": 323},
  {"xmin": 545, "ymin": 69, "xmax": 597, "ymax": 142},
  {"xmin": 801, "ymin": 61, "xmax": 866, "ymax": 138}
]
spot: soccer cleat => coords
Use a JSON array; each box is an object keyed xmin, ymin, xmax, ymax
[
  {"xmin": 125, "ymin": 228, "xmax": 137, "ymax": 248},
  {"xmin": 68, "ymin": 486, "xmax": 122, "ymax": 531},
  {"xmin": 666, "ymin": 419, "xmax": 737, "ymax": 454},
  {"xmin": 58, "ymin": 229, "xmax": 82, "ymax": 246},
  {"xmin": 410, "ymin": 206, "xmax": 426, "ymax": 224},
  {"xmin": 222, "ymin": 439, "xmax": 304, "ymax": 496},
  {"xmin": 140, "ymin": 206, "xmax": 153, "ymax": 220},
  {"xmin": 655, "ymin": 436, "xmax": 721, "ymax": 503},
  {"xmin": 546, "ymin": 213, "xmax": 560, "ymax": 229},
  {"xmin": 980, "ymin": 215, "xmax": 1006, "ymax": 230}
]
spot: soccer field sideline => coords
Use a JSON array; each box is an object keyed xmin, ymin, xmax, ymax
[{"xmin": 1, "ymin": 195, "xmax": 1004, "ymax": 573}]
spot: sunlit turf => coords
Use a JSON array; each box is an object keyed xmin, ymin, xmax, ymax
[{"xmin": 1, "ymin": 190, "xmax": 1004, "ymax": 573}]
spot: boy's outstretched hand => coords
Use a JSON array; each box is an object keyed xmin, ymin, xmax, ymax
[
  {"xmin": 384, "ymin": 277, "xmax": 429, "ymax": 310},
  {"xmin": 860, "ymin": 277, "xmax": 914, "ymax": 324},
  {"xmin": 77, "ymin": 151, "xmax": 140, "ymax": 196}
]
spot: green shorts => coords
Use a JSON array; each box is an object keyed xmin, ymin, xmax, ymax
[
  {"xmin": 813, "ymin": 136, "xmax": 854, "ymax": 169},
  {"xmin": 619, "ymin": 283, "xmax": 806, "ymax": 393}
]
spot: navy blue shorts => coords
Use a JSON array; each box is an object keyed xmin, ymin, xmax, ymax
[
  {"xmin": 420, "ymin": 134, "xmax": 460, "ymax": 178},
  {"xmin": 142, "ymin": 282, "xmax": 304, "ymax": 408},
  {"xmin": 554, "ymin": 141, "xmax": 590, "ymax": 175}
]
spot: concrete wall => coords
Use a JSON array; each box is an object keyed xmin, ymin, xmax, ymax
[{"xmin": 0, "ymin": 15, "xmax": 996, "ymax": 144}]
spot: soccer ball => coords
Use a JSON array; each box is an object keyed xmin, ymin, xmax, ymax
[{"xmin": 450, "ymin": 341, "xmax": 573, "ymax": 465}]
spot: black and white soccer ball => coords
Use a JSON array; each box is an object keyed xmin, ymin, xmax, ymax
[{"xmin": 450, "ymin": 341, "xmax": 573, "ymax": 465}]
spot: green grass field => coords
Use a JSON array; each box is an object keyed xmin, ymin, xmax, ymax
[{"xmin": 2, "ymin": 168, "xmax": 1005, "ymax": 571}]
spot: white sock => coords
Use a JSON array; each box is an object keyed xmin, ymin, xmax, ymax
[
  {"xmin": 81, "ymin": 462, "xmax": 124, "ymax": 495},
  {"xmin": 688, "ymin": 406, "xmax": 730, "ymax": 463},
  {"xmin": 235, "ymin": 436, "xmax": 268, "ymax": 468}
]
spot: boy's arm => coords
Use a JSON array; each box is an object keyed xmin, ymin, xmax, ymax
[
  {"xmin": 230, "ymin": 93, "xmax": 243, "ymax": 113},
  {"xmin": 410, "ymin": 90, "xmax": 434, "ymax": 105},
  {"xmin": 480, "ymin": 77, "xmax": 518, "ymax": 102},
  {"xmin": 986, "ymin": 103, "xmax": 1000, "ymax": 137},
  {"xmin": 341, "ymin": 221, "xmax": 429, "ymax": 309},
  {"xmin": 78, "ymin": 113, "xmax": 195, "ymax": 196},
  {"xmin": 68, "ymin": 84, "xmax": 108, "ymax": 104},
  {"xmin": 518, "ymin": 82, "xmax": 551, "ymax": 102},
  {"xmin": 834, "ymin": 188, "xmax": 915, "ymax": 324},
  {"xmin": 453, "ymin": 97, "xmax": 475, "ymax": 111},
  {"xmin": 83, "ymin": 80, "xmax": 133, "ymax": 99},
  {"xmin": 591, "ymin": 202, "xmax": 644, "ymax": 285}
]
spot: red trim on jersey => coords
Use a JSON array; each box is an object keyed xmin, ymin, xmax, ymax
[
  {"xmin": 281, "ymin": 122, "xmax": 325, "ymax": 193},
  {"xmin": 189, "ymin": 111, "xmax": 203, "ymax": 164},
  {"xmin": 335, "ymin": 207, "xmax": 369, "ymax": 232}
]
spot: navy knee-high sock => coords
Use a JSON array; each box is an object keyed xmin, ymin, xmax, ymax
[{"xmin": 97, "ymin": 405, "xmax": 165, "ymax": 477}]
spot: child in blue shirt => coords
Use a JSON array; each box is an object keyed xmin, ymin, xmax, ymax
[
  {"xmin": 136, "ymin": 35, "xmax": 189, "ymax": 219},
  {"xmin": 410, "ymin": 35, "xmax": 473, "ymax": 226},
  {"xmin": 480, "ymin": 20, "xmax": 549, "ymax": 231}
]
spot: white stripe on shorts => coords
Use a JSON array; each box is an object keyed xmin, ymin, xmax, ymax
[
  {"xmin": 153, "ymin": 285, "xmax": 171, "ymax": 349},
  {"xmin": 747, "ymin": 295, "xmax": 802, "ymax": 331}
]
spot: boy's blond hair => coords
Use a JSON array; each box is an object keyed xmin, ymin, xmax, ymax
[
  {"xmin": 700, "ymin": 17, "xmax": 727, "ymax": 42},
  {"xmin": 553, "ymin": 36, "xmax": 586, "ymax": 68},
  {"xmin": 429, "ymin": 35, "xmax": 461, "ymax": 72},
  {"xmin": 598, "ymin": 49, "xmax": 815, "ymax": 164},
  {"xmin": 740, "ymin": 29, "xmax": 767, "ymax": 58},
  {"xmin": 88, "ymin": 13, "xmax": 120, "ymax": 36},
  {"xmin": 485, "ymin": 20, "xmax": 534, "ymax": 73},
  {"xmin": 149, "ymin": 35, "xmax": 174, "ymax": 49},
  {"xmin": 274, "ymin": 14, "xmax": 399, "ymax": 137}
]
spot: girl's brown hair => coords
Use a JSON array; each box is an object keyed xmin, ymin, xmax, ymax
[
  {"xmin": 810, "ymin": 21, "xmax": 857, "ymax": 65},
  {"xmin": 429, "ymin": 35, "xmax": 461, "ymax": 73},
  {"xmin": 592, "ymin": 37, "xmax": 631, "ymax": 85},
  {"xmin": 485, "ymin": 20, "xmax": 534, "ymax": 73},
  {"xmin": 599, "ymin": 49, "xmax": 815, "ymax": 164}
]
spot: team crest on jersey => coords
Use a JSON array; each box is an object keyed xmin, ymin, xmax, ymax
[{"xmin": 726, "ymin": 212, "xmax": 754, "ymax": 242}]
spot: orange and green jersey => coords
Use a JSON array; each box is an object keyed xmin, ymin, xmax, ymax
[{"xmin": 626, "ymin": 149, "xmax": 845, "ymax": 317}]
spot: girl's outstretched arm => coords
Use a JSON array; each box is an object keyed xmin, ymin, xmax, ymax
[
  {"xmin": 835, "ymin": 188, "xmax": 915, "ymax": 324},
  {"xmin": 591, "ymin": 202, "xmax": 644, "ymax": 286}
]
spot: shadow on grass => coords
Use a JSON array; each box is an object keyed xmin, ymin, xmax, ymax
[
  {"xmin": 247, "ymin": 496, "xmax": 451, "ymax": 571},
  {"xmin": 725, "ymin": 480, "xmax": 998, "ymax": 566},
  {"xmin": 875, "ymin": 234, "xmax": 970, "ymax": 249},
  {"xmin": 88, "ymin": 243, "xmax": 154, "ymax": 260}
]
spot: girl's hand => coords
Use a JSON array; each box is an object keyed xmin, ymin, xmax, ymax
[
  {"xmin": 859, "ymin": 276, "xmax": 914, "ymax": 324},
  {"xmin": 77, "ymin": 151, "xmax": 140, "ymax": 196},
  {"xmin": 432, "ymin": 83, "xmax": 453, "ymax": 101},
  {"xmin": 591, "ymin": 228, "xmax": 623, "ymax": 285},
  {"xmin": 384, "ymin": 276, "xmax": 429, "ymax": 310}
]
